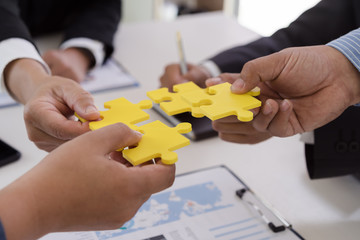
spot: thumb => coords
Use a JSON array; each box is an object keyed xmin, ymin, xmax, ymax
[
  {"xmin": 64, "ymin": 85, "xmax": 100, "ymax": 121},
  {"xmin": 79, "ymin": 123, "xmax": 142, "ymax": 154},
  {"xmin": 231, "ymin": 52, "xmax": 286, "ymax": 94}
]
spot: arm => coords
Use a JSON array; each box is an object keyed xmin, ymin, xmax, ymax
[
  {"xmin": 4, "ymin": 58, "xmax": 100, "ymax": 152},
  {"xmin": 230, "ymin": 28, "xmax": 360, "ymax": 135},
  {"xmin": 0, "ymin": 123, "xmax": 175, "ymax": 239},
  {"xmin": 42, "ymin": 0, "xmax": 122, "ymax": 82},
  {"xmin": 160, "ymin": 0, "xmax": 356, "ymax": 88},
  {"xmin": 62, "ymin": 0, "xmax": 121, "ymax": 62},
  {"xmin": 0, "ymin": 1, "xmax": 101, "ymax": 151},
  {"xmin": 209, "ymin": 0, "xmax": 356, "ymax": 73}
]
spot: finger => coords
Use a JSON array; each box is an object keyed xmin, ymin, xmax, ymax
[
  {"xmin": 231, "ymin": 52, "xmax": 287, "ymax": 94},
  {"xmin": 205, "ymin": 73, "xmax": 240, "ymax": 87},
  {"xmin": 267, "ymin": 99, "xmax": 294, "ymax": 137},
  {"xmin": 218, "ymin": 132, "xmax": 271, "ymax": 144},
  {"xmin": 77, "ymin": 123, "xmax": 142, "ymax": 154},
  {"xmin": 252, "ymin": 99, "xmax": 279, "ymax": 132},
  {"xmin": 205, "ymin": 77, "xmax": 223, "ymax": 87},
  {"xmin": 212, "ymin": 115, "xmax": 239, "ymax": 123},
  {"xmin": 59, "ymin": 83, "xmax": 100, "ymax": 121},
  {"xmin": 24, "ymin": 103, "xmax": 91, "ymax": 140},
  {"xmin": 25, "ymin": 123, "xmax": 67, "ymax": 151},
  {"xmin": 108, "ymin": 151, "xmax": 132, "ymax": 166},
  {"xmin": 160, "ymin": 64, "xmax": 188, "ymax": 88},
  {"xmin": 132, "ymin": 163, "xmax": 176, "ymax": 194},
  {"xmin": 212, "ymin": 120, "xmax": 256, "ymax": 135}
]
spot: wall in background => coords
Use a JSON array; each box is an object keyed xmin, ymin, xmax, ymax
[
  {"xmin": 238, "ymin": 0, "xmax": 321, "ymax": 36},
  {"xmin": 122, "ymin": 0, "xmax": 322, "ymax": 37}
]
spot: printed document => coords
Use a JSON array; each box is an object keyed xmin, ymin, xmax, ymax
[{"xmin": 40, "ymin": 166, "xmax": 302, "ymax": 240}]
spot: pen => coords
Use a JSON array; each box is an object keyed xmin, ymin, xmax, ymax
[
  {"xmin": 236, "ymin": 188, "xmax": 289, "ymax": 233},
  {"xmin": 176, "ymin": 31, "xmax": 188, "ymax": 75}
]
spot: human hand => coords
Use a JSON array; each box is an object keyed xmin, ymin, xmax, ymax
[
  {"xmin": 231, "ymin": 45, "xmax": 360, "ymax": 137},
  {"xmin": 206, "ymin": 74, "xmax": 274, "ymax": 144},
  {"xmin": 4, "ymin": 59, "xmax": 100, "ymax": 152},
  {"xmin": 0, "ymin": 123, "xmax": 175, "ymax": 239},
  {"xmin": 160, "ymin": 63, "xmax": 212, "ymax": 89},
  {"xmin": 42, "ymin": 48, "xmax": 93, "ymax": 83},
  {"xmin": 23, "ymin": 76, "xmax": 100, "ymax": 151}
]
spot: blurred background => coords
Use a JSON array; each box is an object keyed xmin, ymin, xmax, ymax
[{"xmin": 122, "ymin": 0, "xmax": 321, "ymax": 36}]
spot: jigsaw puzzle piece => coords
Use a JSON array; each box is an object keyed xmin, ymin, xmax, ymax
[
  {"xmin": 147, "ymin": 81, "xmax": 204, "ymax": 117},
  {"xmin": 182, "ymin": 82, "xmax": 261, "ymax": 122},
  {"xmin": 77, "ymin": 97, "xmax": 152, "ymax": 130},
  {"xmin": 123, "ymin": 120, "xmax": 192, "ymax": 165}
]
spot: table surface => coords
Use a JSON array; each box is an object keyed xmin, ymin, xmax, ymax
[{"xmin": 0, "ymin": 12, "xmax": 359, "ymax": 240}]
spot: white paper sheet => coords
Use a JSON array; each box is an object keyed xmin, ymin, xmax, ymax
[
  {"xmin": 40, "ymin": 166, "xmax": 303, "ymax": 240},
  {"xmin": 0, "ymin": 59, "xmax": 138, "ymax": 108}
]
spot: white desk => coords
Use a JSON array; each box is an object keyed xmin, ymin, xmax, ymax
[{"xmin": 0, "ymin": 12, "xmax": 359, "ymax": 240}]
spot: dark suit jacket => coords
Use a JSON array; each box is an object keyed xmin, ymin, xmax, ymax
[
  {"xmin": 0, "ymin": 0, "xmax": 121, "ymax": 61},
  {"xmin": 209, "ymin": 0, "xmax": 360, "ymax": 179}
]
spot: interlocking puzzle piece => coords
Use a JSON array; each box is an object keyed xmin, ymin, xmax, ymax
[
  {"xmin": 181, "ymin": 82, "xmax": 261, "ymax": 122},
  {"xmin": 77, "ymin": 97, "xmax": 153, "ymax": 130},
  {"xmin": 146, "ymin": 81, "xmax": 204, "ymax": 117},
  {"xmin": 123, "ymin": 120, "xmax": 192, "ymax": 165}
]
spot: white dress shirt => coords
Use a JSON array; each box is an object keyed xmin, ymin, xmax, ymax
[{"xmin": 0, "ymin": 37, "xmax": 104, "ymax": 96}]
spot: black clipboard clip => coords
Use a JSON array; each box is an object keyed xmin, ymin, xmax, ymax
[{"xmin": 236, "ymin": 188, "xmax": 289, "ymax": 233}]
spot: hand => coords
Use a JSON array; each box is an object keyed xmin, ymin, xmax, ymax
[
  {"xmin": 23, "ymin": 76, "xmax": 100, "ymax": 151},
  {"xmin": 160, "ymin": 63, "xmax": 212, "ymax": 89},
  {"xmin": 42, "ymin": 48, "xmax": 93, "ymax": 83},
  {"xmin": 231, "ymin": 45, "xmax": 360, "ymax": 137},
  {"xmin": 4, "ymin": 59, "xmax": 100, "ymax": 151},
  {"xmin": 206, "ymin": 73, "xmax": 273, "ymax": 144},
  {"xmin": 0, "ymin": 123, "xmax": 175, "ymax": 239}
]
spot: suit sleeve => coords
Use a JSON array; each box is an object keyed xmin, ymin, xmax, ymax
[
  {"xmin": 63, "ymin": 0, "xmax": 122, "ymax": 61},
  {"xmin": 0, "ymin": 219, "xmax": 5, "ymax": 240},
  {"xmin": 0, "ymin": 0, "xmax": 33, "ymax": 43},
  {"xmin": 305, "ymin": 107, "xmax": 360, "ymax": 179},
  {"xmin": 209, "ymin": 0, "xmax": 356, "ymax": 73}
]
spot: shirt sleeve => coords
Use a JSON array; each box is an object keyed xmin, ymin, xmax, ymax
[
  {"xmin": 60, "ymin": 37, "xmax": 105, "ymax": 69},
  {"xmin": 327, "ymin": 27, "xmax": 360, "ymax": 72},
  {"xmin": 0, "ymin": 38, "xmax": 50, "ymax": 98},
  {"xmin": 0, "ymin": 219, "xmax": 6, "ymax": 240}
]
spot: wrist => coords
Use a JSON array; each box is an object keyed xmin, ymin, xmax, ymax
[
  {"xmin": 64, "ymin": 47, "xmax": 94, "ymax": 70},
  {"xmin": 4, "ymin": 59, "xmax": 50, "ymax": 104},
  {"xmin": 328, "ymin": 46, "xmax": 360, "ymax": 106}
]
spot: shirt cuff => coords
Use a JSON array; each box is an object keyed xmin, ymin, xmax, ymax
[
  {"xmin": 60, "ymin": 38, "xmax": 105, "ymax": 68},
  {"xmin": 200, "ymin": 60, "xmax": 222, "ymax": 77},
  {"xmin": 0, "ymin": 38, "xmax": 51, "ymax": 96},
  {"xmin": 300, "ymin": 131, "xmax": 315, "ymax": 144},
  {"xmin": 327, "ymin": 28, "xmax": 360, "ymax": 72}
]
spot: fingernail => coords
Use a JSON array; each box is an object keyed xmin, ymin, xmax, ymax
[
  {"xmin": 262, "ymin": 101, "xmax": 273, "ymax": 115},
  {"xmin": 85, "ymin": 105, "xmax": 98, "ymax": 114},
  {"xmin": 231, "ymin": 78, "xmax": 245, "ymax": 92},
  {"xmin": 133, "ymin": 130, "xmax": 143, "ymax": 138},
  {"xmin": 280, "ymin": 100, "xmax": 290, "ymax": 112}
]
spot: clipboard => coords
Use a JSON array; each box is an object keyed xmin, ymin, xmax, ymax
[{"xmin": 40, "ymin": 165, "xmax": 304, "ymax": 240}]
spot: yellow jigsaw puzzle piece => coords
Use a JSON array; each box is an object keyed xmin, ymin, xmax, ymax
[
  {"xmin": 76, "ymin": 97, "xmax": 153, "ymax": 130},
  {"xmin": 147, "ymin": 81, "xmax": 204, "ymax": 117},
  {"xmin": 181, "ymin": 82, "xmax": 261, "ymax": 122},
  {"xmin": 123, "ymin": 120, "xmax": 192, "ymax": 165}
]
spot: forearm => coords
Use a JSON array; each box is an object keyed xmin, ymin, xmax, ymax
[
  {"xmin": 210, "ymin": 0, "xmax": 356, "ymax": 73},
  {"xmin": 4, "ymin": 59, "xmax": 50, "ymax": 104},
  {"xmin": 63, "ymin": 0, "xmax": 121, "ymax": 61}
]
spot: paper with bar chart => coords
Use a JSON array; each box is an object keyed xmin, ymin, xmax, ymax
[{"xmin": 39, "ymin": 166, "xmax": 302, "ymax": 240}]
